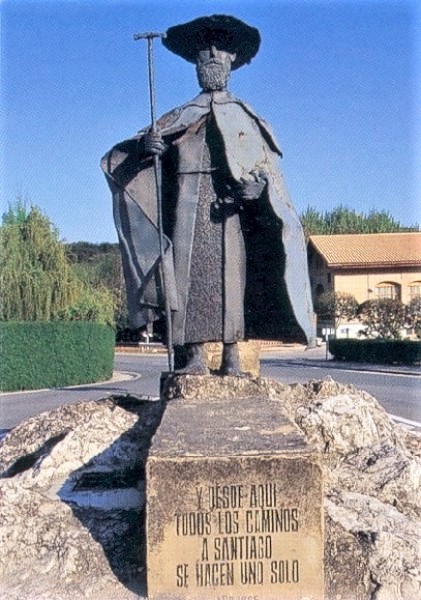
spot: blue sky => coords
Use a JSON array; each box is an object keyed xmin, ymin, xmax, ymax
[{"xmin": 1, "ymin": 0, "xmax": 420, "ymax": 243}]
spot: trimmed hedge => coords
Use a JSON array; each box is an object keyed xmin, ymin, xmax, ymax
[
  {"xmin": 0, "ymin": 322, "xmax": 115, "ymax": 392},
  {"xmin": 329, "ymin": 338, "xmax": 421, "ymax": 365}
]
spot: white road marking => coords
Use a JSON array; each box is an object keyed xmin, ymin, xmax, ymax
[{"xmin": 389, "ymin": 414, "xmax": 421, "ymax": 428}]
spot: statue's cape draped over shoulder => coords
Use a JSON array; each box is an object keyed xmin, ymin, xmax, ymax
[{"xmin": 101, "ymin": 91, "xmax": 316, "ymax": 345}]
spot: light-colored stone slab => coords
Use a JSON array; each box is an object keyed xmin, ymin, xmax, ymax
[
  {"xmin": 147, "ymin": 377, "xmax": 324, "ymax": 599},
  {"xmin": 204, "ymin": 341, "xmax": 261, "ymax": 377}
]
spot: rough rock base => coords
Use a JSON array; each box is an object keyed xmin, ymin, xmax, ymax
[{"xmin": 0, "ymin": 377, "xmax": 420, "ymax": 599}]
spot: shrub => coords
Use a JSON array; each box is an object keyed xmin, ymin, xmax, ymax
[
  {"xmin": 315, "ymin": 291, "xmax": 359, "ymax": 332},
  {"xmin": 357, "ymin": 298, "xmax": 407, "ymax": 340},
  {"xmin": 329, "ymin": 338, "xmax": 421, "ymax": 365},
  {"xmin": 0, "ymin": 322, "xmax": 115, "ymax": 392},
  {"xmin": 406, "ymin": 297, "xmax": 421, "ymax": 339},
  {"xmin": 58, "ymin": 285, "xmax": 115, "ymax": 327}
]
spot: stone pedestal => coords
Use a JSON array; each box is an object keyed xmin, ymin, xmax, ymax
[
  {"xmin": 204, "ymin": 341, "xmax": 261, "ymax": 378},
  {"xmin": 146, "ymin": 375, "xmax": 324, "ymax": 600},
  {"xmin": 174, "ymin": 342, "xmax": 261, "ymax": 378}
]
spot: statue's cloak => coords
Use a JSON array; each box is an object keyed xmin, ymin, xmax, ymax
[{"xmin": 101, "ymin": 91, "xmax": 316, "ymax": 345}]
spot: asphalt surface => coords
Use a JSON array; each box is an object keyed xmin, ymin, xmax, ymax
[
  {"xmin": 0, "ymin": 345, "xmax": 419, "ymax": 435},
  {"xmin": 261, "ymin": 354, "xmax": 420, "ymax": 423}
]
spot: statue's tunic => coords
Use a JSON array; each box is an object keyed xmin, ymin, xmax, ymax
[
  {"xmin": 184, "ymin": 118, "xmax": 226, "ymax": 342},
  {"xmin": 101, "ymin": 91, "xmax": 316, "ymax": 346},
  {"xmin": 178, "ymin": 114, "xmax": 247, "ymax": 343}
]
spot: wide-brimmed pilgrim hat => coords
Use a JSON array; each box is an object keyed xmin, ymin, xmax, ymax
[{"xmin": 163, "ymin": 14, "xmax": 260, "ymax": 70}]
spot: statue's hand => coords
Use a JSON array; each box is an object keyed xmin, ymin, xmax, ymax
[
  {"xmin": 143, "ymin": 130, "xmax": 167, "ymax": 157},
  {"xmin": 232, "ymin": 171, "xmax": 267, "ymax": 201}
]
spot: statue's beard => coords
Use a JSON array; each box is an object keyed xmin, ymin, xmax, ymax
[{"xmin": 196, "ymin": 61, "xmax": 231, "ymax": 91}]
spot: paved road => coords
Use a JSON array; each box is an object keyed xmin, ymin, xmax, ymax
[
  {"xmin": 114, "ymin": 350, "xmax": 420, "ymax": 423},
  {"xmin": 0, "ymin": 349, "xmax": 419, "ymax": 434},
  {"xmin": 261, "ymin": 354, "xmax": 420, "ymax": 423}
]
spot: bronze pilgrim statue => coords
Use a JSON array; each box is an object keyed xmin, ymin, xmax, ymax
[{"xmin": 102, "ymin": 15, "xmax": 316, "ymax": 376}]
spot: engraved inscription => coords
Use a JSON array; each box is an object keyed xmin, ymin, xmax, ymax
[{"xmin": 173, "ymin": 482, "xmax": 302, "ymax": 591}]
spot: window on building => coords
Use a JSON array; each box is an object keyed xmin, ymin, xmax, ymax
[
  {"xmin": 409, "ymin": 282, "xmax": 421, "ymax": 300},
  {"xmin": 375, "ymin": 282, "xmax": 401, "ymax": 300}
]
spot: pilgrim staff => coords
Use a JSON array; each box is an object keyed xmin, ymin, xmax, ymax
[{"xmin": 133, "ymin": 31, "xmax": 174, "ymax": 373}]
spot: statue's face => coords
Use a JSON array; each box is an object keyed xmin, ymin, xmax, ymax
[{"xmin": 196, "ymin": 45, "xmax": 236, "ymax": 91}]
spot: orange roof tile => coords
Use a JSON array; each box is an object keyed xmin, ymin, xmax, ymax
[{"xmin": 309, "ymin": 232, "xmax": 421, "ymax": 267}]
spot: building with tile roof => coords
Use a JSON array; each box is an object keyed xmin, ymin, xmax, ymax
[{"xmin": 308, "ymin": 232, "xmax": 421, "ymax": 337}]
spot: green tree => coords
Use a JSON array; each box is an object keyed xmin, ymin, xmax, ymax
[
  {"xmin": 300, "ymin": 207, "xmax": 327, "ymax": 238},
  {"xmin": 364, "ymin": 208, "xmax": 409, "ymax": 233},
  {"xmin": 1, "ymin": 202, "xmax": 82, "ymax": 321},
  {"xmin": 59, "ymin": 286, "xmax": 115, "ymax": 326},
  {"xmin": 65, "ymin": 241, "xmax": 120, "ymax": 264},
  {"xmin": 66, "ymin": 242, "xmax": 124, "ymax": 330},
  {"xmin": 2, "ymin": 198, "xmax": 28, "ymax": 225},
  {"xmin": 0, "ymin": 201, "xmax": 114, "ymax": 325},
  {"xmin": 405, "ymin": 297, "xmax": 421, "ymax": 339},
  {"xmin": 301, "ymin": 205, "xmax": 419, "ymax": 238},
  {"xmin": 314, "ymin": 291, "xmax": 359, "ymax": 335},
  {"xmin": 357, "ymin": 298, "xmax": 407, "ymax": 340}
]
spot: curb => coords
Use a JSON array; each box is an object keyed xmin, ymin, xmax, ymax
[{"xmin": 0, "ymin": 371, "xmax": 140, "ymax": 397}]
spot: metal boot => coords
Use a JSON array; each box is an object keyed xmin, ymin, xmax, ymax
[
  {"xmin": 177, "ymin": 343, "xmax": 210, "ymax": 375},
  {"xmin": 220, "ymin": 342, "xmax": 247, "ymax": 377}
]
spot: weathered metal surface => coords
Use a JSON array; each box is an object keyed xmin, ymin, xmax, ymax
[{"xmin": 101, "ymin": 14, "xmax": 316, "ymax": 375}]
